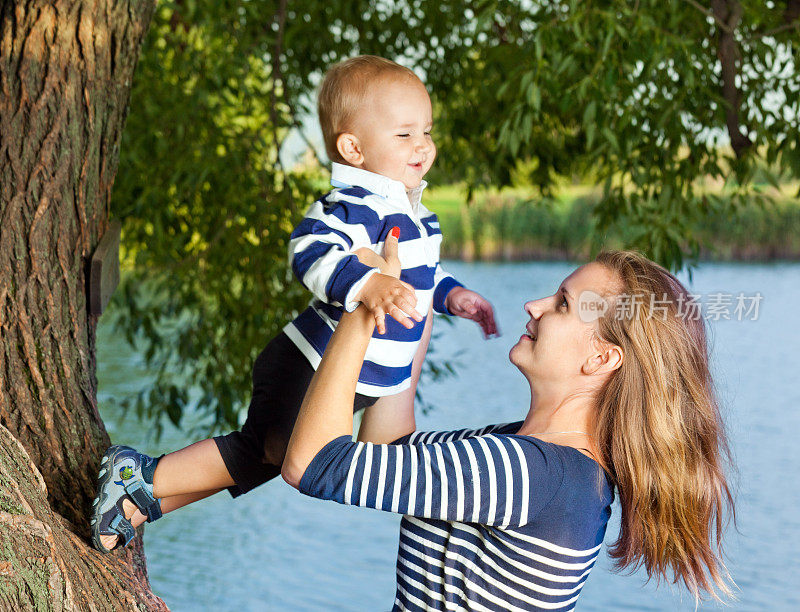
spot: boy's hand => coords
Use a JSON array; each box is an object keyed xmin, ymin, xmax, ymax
[
  {"xmin": 356, "ymin": 274, "xmax": 421, "ymax": 334},
  {"xmin": 353, "ymin": 228, "xmax": 423, "ymax": 334},
  {"xmin": 445, "ymin": 287, "xmax": 499, "ymax": 338}
]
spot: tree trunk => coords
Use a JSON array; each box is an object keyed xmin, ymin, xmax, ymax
[
  {"xmin": 710, "ymin": 0, "xmax": 753, "ymax": 158},
  {"xmin": 0, "ymin": 1, "xmax": 165, "ymax": 609}
]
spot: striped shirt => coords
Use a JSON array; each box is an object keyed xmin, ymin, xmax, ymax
[
  {"xmin": 299, "ymin": 422, "xmax": 614, "ymax": 611},
  {"xmin": 284, "ymin": 163, "xmax": 463, "ymax": 397}
]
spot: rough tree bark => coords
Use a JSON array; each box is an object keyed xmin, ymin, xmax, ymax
[{"xmin": 0, "ymin": 1, "xmax": 166, "ymax": 609}]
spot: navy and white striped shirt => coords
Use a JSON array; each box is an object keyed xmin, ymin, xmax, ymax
[
  {"xmin": 299, "ymin": 422, "xmax": 614, "ymax": 611},
  {"xmin": 284, "ymin": 163, "xmax": 463, "ymax": 396}
]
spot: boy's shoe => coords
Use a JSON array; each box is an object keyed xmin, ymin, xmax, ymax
[{"xmin": 90, "ymin": 445, "xmax": 162, "ymax": 553}]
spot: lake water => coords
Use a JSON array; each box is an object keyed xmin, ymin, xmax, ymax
[{"xmin": 97, "ymin": 260, "xmax": 800, "ymax": 611}]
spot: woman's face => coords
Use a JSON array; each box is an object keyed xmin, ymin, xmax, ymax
[{"xmin": 509, "ymin": 262, "xmax": 621, "ymax": 386}]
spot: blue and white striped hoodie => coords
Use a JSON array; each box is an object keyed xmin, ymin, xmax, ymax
[{"xmin": 283, "ymin": 162, "xmax": 464, "ymax": 397}]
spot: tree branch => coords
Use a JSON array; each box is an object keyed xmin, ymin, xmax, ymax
[
  {"xmin": 753, "ymin": 21, "xmax": 800, "ymax": 38},
  {"xmin": 711, "ymin": 0, "xmax": 753, "ymax": 158},
  {"xmin": 683, "ymin": 0, "xmax": 734, "ymax": 32},
  {"xmin": 168, "ymin": 0, "xmax": 188, "ymax": 53},
  {"xmin": 749, "ymin": 0, "xmax": 800, "ymax": 40},
  {"xmin": 268, "ymin": 0, "xmax": 292, "ymax": 211}
]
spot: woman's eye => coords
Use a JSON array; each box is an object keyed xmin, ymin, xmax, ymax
[
  {"xmin": 560, "ymin": 295, "xmax": 568, "ymax": 310},
  {"xmin": 424, "ymin": 131, "xmax": 431, "ymax": 136},
  {"xmin": 397, "ymin": 134, "xmax": 410, "ymax": 138}
]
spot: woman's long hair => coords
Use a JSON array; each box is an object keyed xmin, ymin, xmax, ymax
[{"xmin": 592, "ymin": 250, "xmax": 735, "ymax": 600}]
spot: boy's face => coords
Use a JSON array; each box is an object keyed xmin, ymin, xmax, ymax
[{"xmin": 340, "ymin": 75, "xmax": 436, "ymax": 190}]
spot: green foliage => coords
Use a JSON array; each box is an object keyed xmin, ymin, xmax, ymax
[
  {"xmin": 110, "ymin": 0, "xmax": 799, "ymax": 434},
  {"xmin": 414, "ymin": 0, "xmax": 799, "ymax": 271}
]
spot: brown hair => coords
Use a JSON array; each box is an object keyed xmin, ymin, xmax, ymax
[
  {"xmin": 592, "ymin": 250, "xmax": 735, "ymax": 600},
  {"xmin": 317, "ymin": 55, "xmax": 421, "ymax": 163}
]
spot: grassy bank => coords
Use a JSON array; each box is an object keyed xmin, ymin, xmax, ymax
[{"xmin": 425, "ymin": 185, "xmax": 800, "ymax": 262}]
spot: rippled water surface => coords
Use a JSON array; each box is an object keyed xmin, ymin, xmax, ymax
[{"xmin": 97, "ymin": 261, "xmax": 800, "ymax": 611}]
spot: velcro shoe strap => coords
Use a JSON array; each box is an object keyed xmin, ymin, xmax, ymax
[
  {"xmin": 109, "ymin": 513, "xmax": 136, "ymax": 547},
  {"xmin": 124, "ymin": 479, "xmax": 163, "ymax": 522}
]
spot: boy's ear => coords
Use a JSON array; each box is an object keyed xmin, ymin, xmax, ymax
[{"xmin": 336, "ymin": 133, "xmax": 364, "ymax": 166}]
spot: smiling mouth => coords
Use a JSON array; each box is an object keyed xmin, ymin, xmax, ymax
[{"xmin": 524, "ymin": 326, "xmax": 537, "ymax": 341}]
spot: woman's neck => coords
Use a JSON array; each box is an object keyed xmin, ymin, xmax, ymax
[{"xmin": 516, "ymin": 384, "xmax": 595, "ymax": 440}]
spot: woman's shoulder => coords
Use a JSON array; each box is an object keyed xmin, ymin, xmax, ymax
[
  {"xmin": 499, "ymin": 434, "xmax": 613, "ymax": 495},
  {"xmin": 470, "ymin": 433, "xmax": 613, "ymax": 530}
]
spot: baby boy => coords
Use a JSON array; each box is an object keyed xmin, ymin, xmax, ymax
[{"xmin": 284, "ymin": 54, "xmax": 498, "ymax": 442}]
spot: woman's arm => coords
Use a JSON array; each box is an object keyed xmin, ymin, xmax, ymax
[
  {"xmin": 291, "ymin": 429, "xmax": 565, "ymax": 529},
  {"xmin": 357, "ymin": 305, "xmax": 432, "ymax": 444},
  {"xmin": 282, "ymin": 232, "xmax": 414, "ymax": 488},
  {"xmin": 281, "ymin": 306, "xmax": 375, "ymax": 488}
]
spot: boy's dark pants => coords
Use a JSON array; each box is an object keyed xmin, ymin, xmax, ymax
[{"xmin": 213, "ymin": 331, "xmax": 377, "ymax": 497}]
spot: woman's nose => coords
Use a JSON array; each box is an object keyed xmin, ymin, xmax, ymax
[{"xmin": 524, "ymin": 297, "xmax": 550, "ymax": 317}]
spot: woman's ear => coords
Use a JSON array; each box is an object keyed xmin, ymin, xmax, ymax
[
  {"xmin": 582, "ymin": 342, "xmax": 624, "ymax": 376},
  {"xmin": 336, "ymin": 133, "xmax": 364, "ymax": 166}
]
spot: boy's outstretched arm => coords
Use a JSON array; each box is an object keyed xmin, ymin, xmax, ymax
[
  {"xmin": 431, "ymin": 262, "xmax": 499, "ymax": 339},
  {"xmin": 445, "ymin": 286, "xmax": 499, "ymax": 338},
  {"xmin": 357, "ymin": 305, "xmax": 433, "ymax": 444}
]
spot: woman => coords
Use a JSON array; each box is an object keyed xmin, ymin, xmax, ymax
[{"xmin": 282, "ymin": 234, "xmax": 734, "ymax": 611}]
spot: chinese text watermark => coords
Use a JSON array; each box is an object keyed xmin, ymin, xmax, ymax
[{"xmin": 578, "ymin": 291, "xmax": 763, "ymax": 323}]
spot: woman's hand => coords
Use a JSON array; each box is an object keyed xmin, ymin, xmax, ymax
[
  {"xmin": 353, "ymin": 246, "xmax": 401, "ymax": 279},
  {"xmin": 354, "ymin": 226, "xmax": 401, "ymax": 277}
]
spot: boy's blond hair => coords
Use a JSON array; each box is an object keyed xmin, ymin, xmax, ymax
[{"xmin": 318, "ymin": 55, "xmax": 421, "ymax": 163}]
